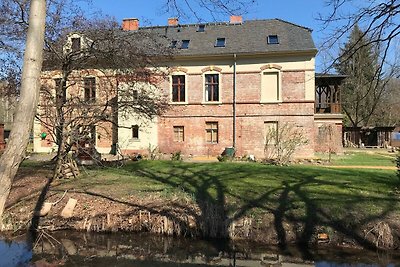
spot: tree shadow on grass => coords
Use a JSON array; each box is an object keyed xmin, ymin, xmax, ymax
[
  {"xmin": 21, "ymin": 161, "xmax": 399, "ymax": 261},
  {"xmin": 126, "ymin": 162, "xmax": 398, "ymax": 259}
]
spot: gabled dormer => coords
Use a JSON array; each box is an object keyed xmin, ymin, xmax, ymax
[{"xmin": 63, "ymin": 33, "xmax": 93, "ymax": 55}]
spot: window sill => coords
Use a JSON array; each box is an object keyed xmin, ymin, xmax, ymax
[
  {"xmin": 130, "ymin": 138, "xmax": 140, "ymax": 142},
  {"xmin": 260, "ymin": 100, "xmax": 282, "ymax": 104},
  {"xmin": 201, "ymin": 101, "xmax": 222, "ymax": 105},
  {"xmin": 169, "ymin": 102, "xmax": 188, "ymax": 105}
]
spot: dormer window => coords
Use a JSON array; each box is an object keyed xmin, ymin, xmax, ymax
[
  {"xmin": 215, "ymin": 38, "xmax": 226, "ymax": 47},
  {"xmin": 181, "ymin": 40, "xmax": 190, "ymax": 49},
  {"xmin": 71, "ymin": 37, "xmax": 81, "ymax": 52},
  {"xmin": 267, "ymin": 35, "xmax": 279, "ymax": 44},
  {"xmin": 197, "ymin": 24, "xmax": 205, "ymax": 32},
  {"xmin": 170, "ymin": 40, "xmax": 178, "ymax": 48}
]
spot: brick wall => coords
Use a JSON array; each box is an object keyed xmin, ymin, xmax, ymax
[
  {"xmin": 314, "ymin": 121, "xmax": 343, "ymax": 154},
  {"xmin": 159, "ymin": 69, "xmax": 315, "ymax": 159}
]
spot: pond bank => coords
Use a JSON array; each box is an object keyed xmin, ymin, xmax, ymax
[
  {"xmin": 3, "ymin": 230, "xmax": 400, "ymax": 266},
  {"xmin": 2, "ymin": 160, "xmax": 400, "ymax": 252}
]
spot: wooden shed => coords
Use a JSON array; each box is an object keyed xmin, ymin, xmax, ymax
[{"xmin": 343, "ymin": 126, "xmax": 397, "ymax": 148}]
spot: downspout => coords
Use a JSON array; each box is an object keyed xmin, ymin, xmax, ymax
[{"xmin": 233, "ymin": 54, "xmax": 237, "ymax": 150}]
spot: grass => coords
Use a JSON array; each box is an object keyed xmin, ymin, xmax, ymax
[
  {"xmin": 318, "ymin": 149, "xmax": 396, "ymax": 166},
  {"xmin": 60, "ymin": 160, "xmax": 399, "ymax": 225},
  {"xmin": 13, "ymin": 151, "xmax": 400, "ymax": 246}
]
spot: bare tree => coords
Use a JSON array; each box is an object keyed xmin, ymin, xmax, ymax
[
  {"xmin": 162, "ymin": 0, "xmax": 255, "ymax": 21},
  {"xmin": 335, "ymin": 24, "xmax": 389, "ymax": 127},
  {"xmin": 319, "ymin": 1, "xmax": 399, "ymax": 127},
  {"xmin": 38, "ymin": 17, "xmax": 172, "ymax": 178},
  {"xmin": 0, "ymin": 0, "xmax": 254, "ymax": 221},
  {"xmin": 264, "ymin": 122, "xmax": 309, "ymax": 165},
  {"xmin": 0, "ymin": 0, "xmax": 46, "ymax": 220},
  {"xmin": 371, "ymin": 78, "xmax": 400, "ymax": 126},
  {"xmin": 319, "ymin": 0, "xmax": 399, "ymax": 73}
]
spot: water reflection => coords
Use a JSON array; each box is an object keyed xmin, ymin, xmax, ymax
[
  {"xmin": 0, "ymin": 238, "xmax": 31, "ymax": 266},
  {"xmin": 0, "ymin": 231, "xmax": 400, "ymax": 266}
]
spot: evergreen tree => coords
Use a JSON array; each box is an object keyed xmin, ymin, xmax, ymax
[{"xmin": 335, "ymin": 24, "xmax": 383, "ymax": 127}]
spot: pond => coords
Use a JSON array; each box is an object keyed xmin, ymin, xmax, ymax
[{"xmin": 1, "ymin": 231, "xmax": 400, "ymax": 266}]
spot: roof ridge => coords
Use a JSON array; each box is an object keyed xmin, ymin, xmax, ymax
[
  {"xmin": 138, "ymin": 18, "xmax": 286, "ymax": 30},
  {"xmin": 273, "ymin": 18, "xmax": 312, "ymax": 32}
]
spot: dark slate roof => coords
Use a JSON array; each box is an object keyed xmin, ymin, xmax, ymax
[{"xmin": 137, "ymin": 19, "xmax": 317, "ymax": 57}]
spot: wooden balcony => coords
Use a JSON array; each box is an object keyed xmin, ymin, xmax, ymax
[{"xmin": 315, "ymin": 74, "xmax": 346, "ymax": 114}]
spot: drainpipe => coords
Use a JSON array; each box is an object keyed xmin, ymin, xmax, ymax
[{"xmin": 233, "ymin": 54, "xmax": 237, "ymax": 149}]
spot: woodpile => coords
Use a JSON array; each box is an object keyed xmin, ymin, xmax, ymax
[{"xmin": 58, "ymin": 158, "xmax": 80, "ymax": 179}]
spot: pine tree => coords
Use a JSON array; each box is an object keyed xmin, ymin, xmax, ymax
[{"xmin": 335, "ymin": 24, "xmax": 382, "ymax": 127}]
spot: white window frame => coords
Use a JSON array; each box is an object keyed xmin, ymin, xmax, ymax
[{"xmin": 202, "ymin": 71, "xmax": 222, "ymax": 104}]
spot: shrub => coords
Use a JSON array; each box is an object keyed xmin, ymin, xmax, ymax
[
  {"xmin": 264, "ymin": 122, "xmax": 309, "ymax": 165},
  {"xmin": 171, "ymin": 151, "xmax": 182, "ymax": 161}
]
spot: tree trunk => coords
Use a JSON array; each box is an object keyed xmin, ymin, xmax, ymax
[{"xmin": 0, "ymin": 0, "xmax": 47, "ymax": 221}]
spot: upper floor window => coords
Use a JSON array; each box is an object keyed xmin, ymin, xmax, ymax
[
  {"xmin": 215, "ymin": 38, "xmax": 226, "ymax": 47},
  {"xmin": 181, "ymin": 40, "xmax": 190, "ymax": 49},
  {"xmin": 205, "ymin": 74, "xmax": 219, "ymax": 102},
  {"xmin": 267, "ymin": 35, "xmax": 279, "ymax": 44},
  {"xmin": 71, "ymin": 37, "xmax": 81, "ymax": 52},
  {"xmin": 197, "ymin": 24, "xmax": 206, "ymax": 32},
  {"xmin": 170, "ymin": 40, "xmax": 178, "ymax": 48},
  {"xmin": 172, "ymin": 75, "xmax": 186, "ymax": 102},
  {"xmin": 261, "ymin": 71, "xmax": 280, "ymax": 102},
  {"xmin": 84, "ymin": 77, "xmax": 96, "ymax": 101}
]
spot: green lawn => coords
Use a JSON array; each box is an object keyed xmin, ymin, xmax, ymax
[
  {"xmin": 63, "ymin": 160, "xmax": 399, "ymax": 226},
  {"xmin": 318, "ymin": 150, "xmax": 397, "ymax": 166}
]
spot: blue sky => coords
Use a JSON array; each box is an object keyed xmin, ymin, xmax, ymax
[
  {"xmin": 90, "ymin": 0, "xmax": 328, "ymax": 41},
  {"xmin": 86, "ymin": 0, "xmax": 341, "ymax": 70}
]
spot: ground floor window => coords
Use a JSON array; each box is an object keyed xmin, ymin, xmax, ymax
[
  {"xmin": 206, "ymin": 122, "xmax": 218, "ymax": 143},
  {"xmin": 132, "ymin": 125, "xmax": 139, "ymax": 139},
  {"xmin": 173, "ymin": 126, "xmax": 184, "ymax": 142}
]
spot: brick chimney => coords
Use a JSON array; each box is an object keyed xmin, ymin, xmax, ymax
[
  {"xmin": 122, "ymin": 18, "xmax": 139, "ymax": 31},
  {"xmin": 230, "ymin": 15, "xmax": 243, "ymax": 24},
  {"xmin": 168, "ymin": 17, "xmax": 179, "ymax": 26}
]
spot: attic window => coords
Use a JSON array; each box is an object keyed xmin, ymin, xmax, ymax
[
  {"xmin": 267, "ymin": 35, "xmax": 279, "ymax": 44},
  {"xmin": 181, "ymin": 40, "xmax": 190, "ymax": 49},
  {"xmin": 71, "ymin": 37, "xmax": 81, "ymax": 52},
  {"xmin": 171, "ymin": 40, "xmax": 177, "ymax": 48},
  {"xmin": 197, "ymin": 24, "xmax": 205, "ymax": 32},
  {"xmin": 215, "ymin": 38, "xmax": 226, "ymax": 47}
]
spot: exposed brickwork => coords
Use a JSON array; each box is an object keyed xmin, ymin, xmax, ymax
[
  {"xmin": 314, "ymin": 120, "xmax": 343, "ymax": 154},
  {"xmin": 159, "ymin": 68, "xmax": 316, "ymax": 159},
  {"xmin": 282, "ymin": 71, "xmax": 305, "ymax": 101},
  {"xmin": 38, "ymin": 65, "xmax": 333, "ymax": 160}
]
